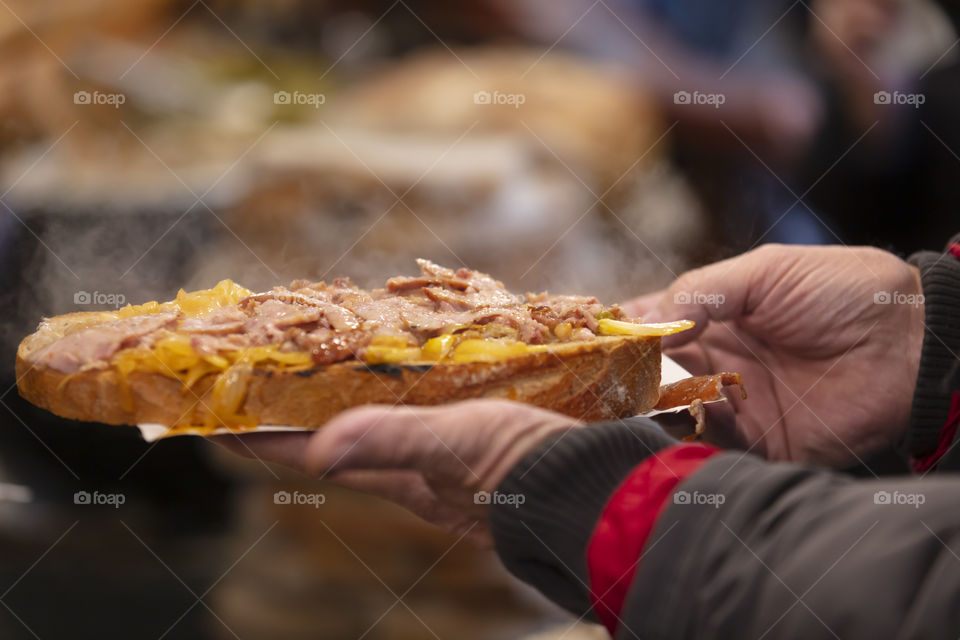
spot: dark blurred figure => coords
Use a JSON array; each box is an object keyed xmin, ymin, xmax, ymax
[
  {"xmin": 487, "ymin": 0, "xmax": 958, "ymax": 257},
  {"xmin": 490, "ymin": 0, "xmax": 830, "ymax": 259},
  {"xmin": 800, "ymin": 0, "xmax": 960, "ymax": 255}
]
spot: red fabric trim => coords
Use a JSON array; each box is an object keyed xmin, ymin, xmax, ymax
[
  {"xmin": 586, "ymin": 443, "xmax": 720, "ymax": 634},
  {"xmin": 949, "ymin": 243, "xmax": 960, "ymax": 259},
  {"xmin": 912, "ymin": 391, "xmax": 960, "ymax": 473}
]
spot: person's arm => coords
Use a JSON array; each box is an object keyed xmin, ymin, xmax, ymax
[
  {"xmin": 493, "ymin": 418, "xmax": 960, "ymax": 639},
  {"xmin": 904, "ymin": 233, "xmax": 960, "ymax": 471}
]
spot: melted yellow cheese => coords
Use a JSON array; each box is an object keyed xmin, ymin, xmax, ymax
[
  {"xmin": 450, "ymin": 338, "xmax": 528, "ymax": 363},
  {"xmin": 113, "ymin": 279, "xmax": 253, "ymax": 319},
  {"xmin": 171, "ymin": 279, "xmax": 253, "ymax": 317},
  {"xmin": 597, "ymin": 318, "xmax": 695, "ymax": 336},
  {"xmin": 421, "ymin": 334, "xmax": 457, "ymax": 360},
  {"xmin": 362, "ymin": 319, "xmax": 694, "ymax": 365},
  {"xmin": 110, "ymin": 281, "xmax": 692, "ymax": 428},
  {"xmin": 110, "ymin": 280, "xmax": 306, "ymax": 428}
]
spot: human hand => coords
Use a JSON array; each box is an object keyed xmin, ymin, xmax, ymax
[
  {"xmin": 213, "ymin": 400, "xmax": 579, "ymax": 547},
  {"xmin": 624, "ymin": 244, "xmax": 925, "ymax": 467}
]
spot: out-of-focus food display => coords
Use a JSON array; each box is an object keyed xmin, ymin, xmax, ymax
[
  {"xmin": 1, "ymin": 5, "xmax": 705, "ymax": 300},
  {"xmin": 334, "ymin": 47, "xmax": 659, "ymax": 198},
  {"xmin": 220, "ymin": 45, "xmax": 704, "ymax": 299},
  {"xmin": 0, "ymin": 2, "xmax": 707, "ymax": 638}
]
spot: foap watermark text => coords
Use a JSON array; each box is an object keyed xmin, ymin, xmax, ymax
[
  {"xmin": 874, "ymin": 291, "xmax": 924, "ymax": 307},
  {"xmin": 474, "ymin": 490, "xmax": 525, "ymax": 508},
  {"xmin": 874, "ymin": 490, "xmax": 925, "ymax": 508},
  {"xmin": 74, "ymin": 90, "xmax": 126, "ymax": 108},
  {"xmin": 674, "ymin": 290, "xmax": 725, "ymax": 308},
  {"xmin": 74, "ymin": 490, "xmax": 125, "ymax": 508},
  {"xmin": 874, "ymin": 91, "xmax": 924, "ymax": 108},
  {"xmin": 674, "ymin": 490, "xmax": 725, "ymax": 508},
  {"xmin": 274, "ymin": 90, "xmax": 326, "ymax": 108},
  {"xmin": 74, "ymin": 291, "xmax": 126, "ymax": 309},
  {"xmin": 674, "ymin": 90, "xmax": 725, "ymax": 108},
  {"xmin": 474, "ymin": 90, "xmax": 525, "ymax": 109},
  {"xmin": 274, "ymin": 490, "xmax": 326, "ymax": 508}
]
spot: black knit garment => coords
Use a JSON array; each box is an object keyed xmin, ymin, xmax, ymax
[
  {"xmin": 906, "ymin": 233, "xmax": 960, "ymax": 467},
  {"xmin": 490, "ymin": 418, "xmax": 678, "ymax": 618}
]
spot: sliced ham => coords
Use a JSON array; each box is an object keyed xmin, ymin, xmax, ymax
[
  {"xmin": 572, "ymin": 327, "xmax": 596, "ymax": 341},
  {"xmin": 423, "ymin": 286, "xmax": 521, "ymax": 311},
  {"xmin": 31, "ymin": 261, "xmax": 628, "ymax": 370},
  {"xmin": 293, "ymin": 327, "xmax": 371, "ymax": 366},
  {"xmin": 415, "ymin": 259, "xmax": 503, "ymax": 291},
  {"xmin": 33, "ymin": 311, "xmax": 180, "ymax": 373},
  {"xmin": 180, "ymin": 308, "xmax": 248, "ymax": 334},
  {"xmin": 386, "ymin": 275, "xmax": 470, "ymax": 292},
  {"xmin": 416, "ymin": 258, "xmax": 458, "ymax": 281},
  {"xmin": 528, "ymin": 305, "xmax": 561, "ymax": 330},
  {"xmin": 349, "ymin": 296, "xmax": 428, "ymax": 328},
  {"xmin": 240, "ymin": 290, "xmax": 331, "ymax": 308},
  {"xmin": 320, "ymin": 304, "xmax": 360, "ymax": 331},
  {"xmin": 399, "ymin": 307, "xmax": 477, "ymax": 333},
  {"xmin": 191, "ymin": 333, "xmax": 250, "ymax": 357},
  {"xmin": 530, "ymin": 294, "xmax": 606, "ymax": 332},
  {"xmin": 248, "ymin": 299, "xmax": 323, "ymax": 327},
  {"xmin": 242, "ymin": 300, "xmax": 323, "ymax": 346},
  {"xmin": 453, "ymin": 266, "xmax": 502, "ymax": 291},
  {"xmin": 472, "ymin": 308, "xmax": 549, "ymax": 344}
]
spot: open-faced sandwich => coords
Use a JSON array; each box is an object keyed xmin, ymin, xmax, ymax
[{"xmin": 17, "ymin": 260, "xmax": 694, "ymax": 436}]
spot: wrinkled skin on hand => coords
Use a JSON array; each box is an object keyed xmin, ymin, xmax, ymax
[
  {"xmin": 214, "ymin": 400, "xmax": 579, "ymax": 547},
  {"xmin": 624, "ymin": 244, "xmax": 925, "ymax": 467}
]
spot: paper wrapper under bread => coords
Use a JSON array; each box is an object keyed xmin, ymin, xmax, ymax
[{"xmin": 137, "ymin": 355, "xmax": 729, "ymax": 442}]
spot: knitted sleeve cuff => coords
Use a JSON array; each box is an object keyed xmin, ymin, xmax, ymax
[
  {"xmin": 489, "ymin": 418, "xmax": 677, "ymax": 618},
  {"xmin": 905, "ymin": 234, "xmax": 960, "ymax": 457}
]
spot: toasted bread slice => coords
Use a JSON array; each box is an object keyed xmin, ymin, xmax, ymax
[{"xmin": 17, "ymin": 310, "xmax": 661, "ymax": 435}]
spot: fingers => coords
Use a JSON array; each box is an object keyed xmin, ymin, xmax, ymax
[
  {"xmin": 208, "ymin": 431, "xmax": 313, "ymax": 472},
  {"xmin": 327, "ymin": 469, "xmax": 431, "ymax": 505},
  {"xmin": 303, "ymin": 404, "xmax": 453, "ymax": 477},
  {"xmin": 620, "ymin": 290, "xmax": 666, "ymax": 319},
  {"xmin": 302, "ymin": 400, "xmax": 572, "ymax": 481},
  {"xmin": 643, "ymin": 247, "xmax": 775, "ymax": 345},
  {"xmin": 328, "ymin": 468, "xmax": 491, "ymax": 547}
]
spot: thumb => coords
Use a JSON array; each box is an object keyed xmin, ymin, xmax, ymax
[
  {"xmin": 620, "ymin": 289, "xmax": 666, "ymax": 319},
  {"xmin": 647, "ymin": 252, "xmax": 761, "ymax": 344},
  {"xmin": 304, "ymin": 405, "xmax": 451, "ymax": 477}
]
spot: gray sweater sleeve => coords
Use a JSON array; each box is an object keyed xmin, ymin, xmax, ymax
[
  {"xmin": 491, "ymin": 237, "xmax": 960, "ymax": 637},
  {"xmin": 628, "ymin": 453, "xmax": 960, "ymax": 640},
  {"xmin": 492, "ymin": 423, "xmax": 960, "ymax": 640}
]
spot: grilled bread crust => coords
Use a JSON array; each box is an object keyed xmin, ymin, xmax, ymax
[{"xmin": 17, "ymin": 311, "xmax": 661, "ymax": 434}]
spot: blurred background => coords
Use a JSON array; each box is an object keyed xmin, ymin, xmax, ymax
[{"xmin": 0, "ymin": 0, "xmax": 956, "ymax": 637}]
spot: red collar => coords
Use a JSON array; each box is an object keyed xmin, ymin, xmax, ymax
[{"xmin": 912, "ymin": 391, "xmax": 960, "ymax": 473}]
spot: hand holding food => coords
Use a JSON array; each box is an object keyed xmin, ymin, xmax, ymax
[
  {"xmin": 215, "ymin": 399, "xmax": 579, "ymax": 547},
  {"xmin": 624, "ymin": 244, "xmax": 926, "ymax": 466}
]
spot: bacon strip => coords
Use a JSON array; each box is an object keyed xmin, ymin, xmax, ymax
[
  {"xmin": 654, "ymin": 372, "xmax": 745, "ymax": 411},
  {"xmin": 654, "ymin": 372, "xmax": 746, "ymax": 438}
]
